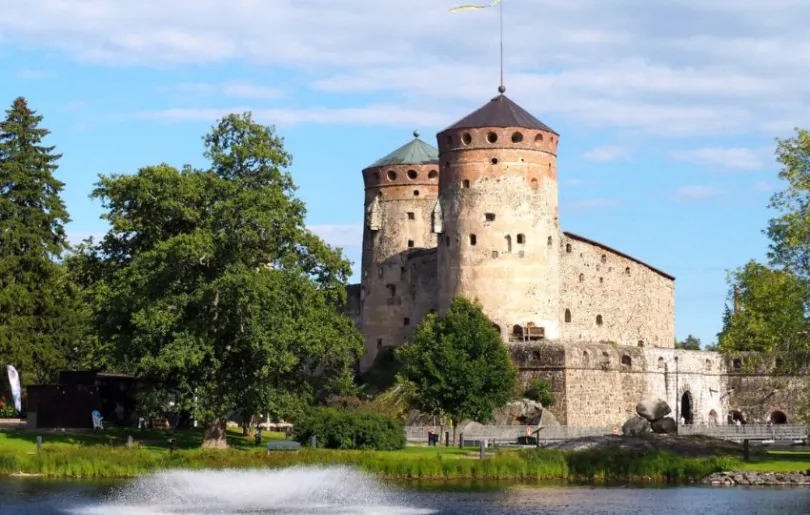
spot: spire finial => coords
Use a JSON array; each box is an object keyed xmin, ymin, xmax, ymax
[
  {"xmin": 498, "ymin": 85, "xmax": 506, "ymax": 94},
  {"xmin": 413, "ymin": 129, "xmax": 420, "ymax": 138}
]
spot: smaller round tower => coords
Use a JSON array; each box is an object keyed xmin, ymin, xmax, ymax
[{"xmin": 359, "ymin": 131, "xmax": 440, "ymax": 372}]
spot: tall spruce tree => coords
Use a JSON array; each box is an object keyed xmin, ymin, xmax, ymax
[{"xmin": 0, "ymin": 97, "xmax": 80, "ymax": 385}]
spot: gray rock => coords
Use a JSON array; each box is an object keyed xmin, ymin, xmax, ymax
[
  {"xmin": 650, "ymin": 416, "xmax": 677, "ymax": 434},
  {"xmin": 636, "ymin": 398, "xmax": 672, "ymax": 422},
  {"xmin": 491, "ymin": 399, "xmax": 559, "ymax": 427},
  {"xmin": 621, "ymin": 416, "xmax": 650, "ymax": 436}
]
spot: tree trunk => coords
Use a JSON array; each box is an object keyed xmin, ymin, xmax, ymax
[
  {"xmin": 452, "ymin": 418, "xmax": 458, "ymax": 447},
  {"xmin": 201, "ymin": 418, "xmax": 228, "ymax": 449}
]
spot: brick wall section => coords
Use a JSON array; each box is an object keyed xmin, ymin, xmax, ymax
[
  {"xmin": 559, "ymin": 234, "xmax": 675, "ymax": 348},
  {"xmin": 510, "ymin": 344, "xmax": 568, "ymax": 423},
  {"xmin": 436, "ymin": 126, "xmax": 563, "ymax": 341}
]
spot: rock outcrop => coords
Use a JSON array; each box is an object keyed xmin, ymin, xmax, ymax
[
  {"xmin": 621, "ymin": 416, "xmax": 650, "ymax": 436},
  {"xmin": 651, "ymin": 416, "xmax": 677, "ymax": 434},
  {"xmin": 621, "ymin": 398, "xmax": 675, "ymax": 437},
  {"xmin": 703, "ymin": 471, "xmax": 810, "ymax": 486},
  {"xmin": 635, "ymin": 398, "xmax": 672, "ymax": 422}
]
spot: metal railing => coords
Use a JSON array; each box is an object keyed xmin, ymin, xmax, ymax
[{"xmin": 405, "ymin": 423, "xmax": 809, "ymax": 444}]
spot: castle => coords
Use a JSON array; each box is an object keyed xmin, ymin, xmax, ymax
[{"xmin": 346, "ymin": 89, "xmax": 804, "ymax": 429}]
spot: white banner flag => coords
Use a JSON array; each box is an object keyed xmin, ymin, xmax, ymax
[{"xmin": 6, "ymin": 365, "xmax": 21, "ymax": 413}]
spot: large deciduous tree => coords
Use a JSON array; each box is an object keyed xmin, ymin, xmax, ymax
[
  {"xmin": 717, "ymin": 260, "xmax": 810, "ymax": 354},
  {"xmin": 0, "ymin": 97, "xmax": 84, "ymax": 385},
  {"xmin": 395, "ymin": 297, "xmax": 517, "ymax": 444},
  {"xmin": 73, "ymin": 113, "xmax": 362, "ymax": 448},
  {"xmin": 675, "ymin": 335, "xmax": 702, "ymax": 351}
]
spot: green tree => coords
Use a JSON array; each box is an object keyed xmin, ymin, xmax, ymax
[
  {"xmin": 717, "ymin": 260, "xmax": 810, "ymax": 353},
  {"xmin": 74, "ymin": 113, "xmax": 362, "ymax": 447},
  {"xmin": 0, "ymin": 97, "xmax": 85, "ymax": 384},
  {"xmin": 675, "ymin": 334, "xmax": 702, "ymax": 350},
  {"xmin": 766, "ymin": 128, "xmax": 810, "ymax": 280},
  {"xmin": 395, "ymin": 297, "xmax": 517, "ymax": 444}
]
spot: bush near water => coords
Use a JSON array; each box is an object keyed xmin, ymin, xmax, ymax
[{"xmin": 292, "ymin": 407, "xmax": 406, "ymax": 451}]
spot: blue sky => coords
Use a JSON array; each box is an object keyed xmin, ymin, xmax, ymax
[{"xmin": 2, "ymin": 0, "xmax": 804, "ymax": 347}]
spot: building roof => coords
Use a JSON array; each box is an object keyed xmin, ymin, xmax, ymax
[
  {"xmin": 443, "ymin": 91, "xmax": 557, "ymax": 134},
  {"xmin": 365, "ymin": 130, "xmax": 439, "ymax": 169},
  {"xmin": 564, "ymin": 232, "xmax": 675, "ymax": 281}
]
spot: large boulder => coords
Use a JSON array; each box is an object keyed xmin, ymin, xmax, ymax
[
  {"xmin": 491, "ymin": 399, "xmax": 560, "ymax": 427},
  {"xmin": 651, "ymin": 416, "xmax": 678, "ymax": 434},
  {"xmin": 636, "ymin": 398, "xmax": 672, "ymax": 422},
  {"xmin": 621, "ymin": 416, "xmax": 650, "ymax": 436}
]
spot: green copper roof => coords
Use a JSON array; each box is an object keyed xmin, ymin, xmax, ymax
[{"xmin": 365, "ymin": 130, "xmax": 439, "ymax": 169}]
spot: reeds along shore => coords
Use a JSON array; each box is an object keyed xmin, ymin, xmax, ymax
[{"xmin": 0, "ymin": 445, "xmax": 730, "ymax": 483}]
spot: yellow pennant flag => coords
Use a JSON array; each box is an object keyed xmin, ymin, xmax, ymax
[{"xmin": 449, "ymin": 0, "xmax": 501, "ymax": 12}]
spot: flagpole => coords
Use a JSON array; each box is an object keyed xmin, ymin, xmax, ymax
[{"xmin": 499, "ymin": 0, "xmax": 504, "ymax": 91}]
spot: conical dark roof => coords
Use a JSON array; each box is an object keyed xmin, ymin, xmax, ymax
[
  {"xmin": 365, "ymin": 131, "xmax": 439, "ymax": 169},
  {"xmin": 443, "ymin": 93, "xmax": 557, "ymax": 134}
]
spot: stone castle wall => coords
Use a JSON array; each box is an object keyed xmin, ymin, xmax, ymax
[
  {"xmin": 511, "ymin": 342, "xmax": 805, "ymax": 428},
  {"xmin": 559, "ymin": 234, "xmax": 675, "ymax": 348}
]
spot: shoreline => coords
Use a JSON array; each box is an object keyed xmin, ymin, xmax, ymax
[{"xmin": 702, "ymin": 471, "xmax": 810, "ymax": 486}]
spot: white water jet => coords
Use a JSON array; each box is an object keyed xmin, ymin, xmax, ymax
[{"xmin": 66, "ymin": 466, "xmax": 434, "ymax": 515}]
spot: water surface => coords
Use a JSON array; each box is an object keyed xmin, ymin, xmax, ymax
[{"xmin": 2, "ymin": 468, "xmax": 810, "ymax": 514}]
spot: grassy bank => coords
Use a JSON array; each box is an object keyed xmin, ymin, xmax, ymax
[{"xmin": 0, "ymin": 429, "xmax": 736, "ymax": 483}]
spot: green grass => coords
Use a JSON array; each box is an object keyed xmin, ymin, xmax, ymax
[
  {"xmin": 730, "ymin": 450, "xmax": 810, "ymax": 473},
  {"xmin": 0, "ymin": 429, "xmax": 738, "ymax": 483}
]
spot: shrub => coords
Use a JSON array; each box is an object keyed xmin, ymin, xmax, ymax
[
  {"xmin": 525, "ymin": 379, "xmax": 555, "ymax": 407},
  {"xmin": 0, "ymin": 398, "xmax": 18, "ymax": 418},
  {"xmin": 292, "ymin": 407, "xmax": 406, "ymax": 451}
]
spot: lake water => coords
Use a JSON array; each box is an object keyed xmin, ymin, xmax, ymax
[{"xmin": 2, "ymin": 467, "xmax": 810, "ymax": 515}]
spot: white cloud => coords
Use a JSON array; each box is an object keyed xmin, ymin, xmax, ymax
[
  {"xmin": 163, "ymin": 81, "xmax": 283, "ymax": 100},
  {"xmin": 583, "ymin": 146, "xmax": 626, "ymax": 162},
  {"xmin": 5, "ymin": 1, "xmax": 810, "ymax": 135},
  {"xmin": 563, "ymin": 199, "xmax": 619, "ymax": 211},
  {"xmin": 753, "ymin": 181, "xmax": 774, "ymax": 192},
  {"xmin": 673, "ymin": 147, "xmax": 766, "ymax": 170},
  {"xmin": 16, "ymin": 68, "xmax": 54, "ymax": 79},
  {"xmin": 671, "ymin": 185, "xmax": 726, "ymax": 201},
  {"xmin": 309, "ymin": 224, "xmax": 363, "ymax": 248},
  {"xmin": 131, "ymin": 105, "xmax": 448, "ymax": 128}
]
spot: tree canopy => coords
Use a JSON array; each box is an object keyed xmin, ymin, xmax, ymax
[
  {"xmin": 395, "ymin": 297, "xmax": 517, "ymax": 441},
  {"xmin": 70, "ymin": 113, "xmax": 363, "ymax": 447},
  {"xmin": 0, "ymin": 97, "xmax": 85, "ymax": 385},
  {"xmin": 675, "ymin": 335, "xmax": 702, "ymax": 351},
  {"xmin": 717, "ymin": 260, "xmax": 810, "ymax": 354}
]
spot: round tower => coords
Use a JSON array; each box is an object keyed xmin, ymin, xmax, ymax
[
  {"xmin": 436, "ymin": 88, "xmax": 562, "ymax": 342},
  {"xmin": 359, "ymin": 131, "xmax": 440, "ymax": 372}
]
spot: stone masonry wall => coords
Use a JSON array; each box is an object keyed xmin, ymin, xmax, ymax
[
  {"xmin": 359, "ymin": 161, "xmax": 439, "ymax": 372},
  {"xmin": 407, "ymin": 248, "xmax": 439, "ymax": 338},
  {"xmin": 518, "ymin": 343, "xmax": 739, "ymax": 428},
  {"xmin": 559, "ymin": 234, "xmax": 675, "ymax": 348},
  {"xmin": 436, "ymin": 125, "xmax": 563, "ymax": 341}
]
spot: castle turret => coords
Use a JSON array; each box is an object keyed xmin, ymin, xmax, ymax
[
  {"xmin": 359, "ymin": 131, "xmax": 440, "ymax": 371},
  {"xmin": 436, "ymin": 88, "xmax": 562, "ymax": 342}
]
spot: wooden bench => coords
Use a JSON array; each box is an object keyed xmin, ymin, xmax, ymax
[{"xmin": 267, "ymin": 440, "xmax": 301, "ymax": 452}]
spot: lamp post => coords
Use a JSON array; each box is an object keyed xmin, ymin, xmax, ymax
[{"xmin": 675, "ymin": 355, "xmax": 679, "ymax": 425}]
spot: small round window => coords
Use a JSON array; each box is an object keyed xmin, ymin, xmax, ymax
[
  {"xmin": 387, "ymin": 170, "xmax": 397, "ymax": 180},
  {"xmin": 462, "ymin": 133, "xmax": 472, "ymax": 145},
  {"xmin": 428, "ymin": 170, "xmax": 438, "ymax": 179},
  {"xmin": 407, "ymin": 170, "xmax": 417, "ymax": 180},
  {"xmin": 511, "ymin": 132, "xmax": 523, "ymax": 143},
  {"xmin": 487, "ymin": 132, "xmax": 498, "ymax": 143}
]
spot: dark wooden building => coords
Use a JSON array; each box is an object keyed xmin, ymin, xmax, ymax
[{"xmin": 26, "ymin": 371, "xmax": 139, "ymax": 429}]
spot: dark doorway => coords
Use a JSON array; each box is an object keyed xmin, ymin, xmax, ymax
[
  {"xmin": 770, "ymin": 410, "xmax": 788, "ymax": 424},
  {"xmin": 680, "ymin": 391, "xmax": 694, "ymax": 424},
  {"xmin": 708, "ymin": 409, "xmax": 718, "ymax": 425},
  {"xmin": 728, "ymin": 410, "xmax": 746, "ymax": 424}
]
